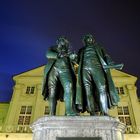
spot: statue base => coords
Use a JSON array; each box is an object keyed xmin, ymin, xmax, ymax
[{"xmin": 30, "ymin": 116, "xmax": 126, "ymax": 140}]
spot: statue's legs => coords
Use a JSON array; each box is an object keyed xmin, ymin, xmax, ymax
[
  {"xmin": 48, "ymin": 67, "xmax": 58, "ymax": 115},
  {"xmin": 48, "ymin": 87, "xmax": 57, "ymax": 115},
  {"xmin": 90, "ymin": 68, "xmax": 108, "ymax": 115},
  {"xmin": 59, "ymin": 69, "xmax": 77, "ymax": 116},
  {"xmin": 82, "ymin": 68, "xmax": 96, "ymax": 115}
]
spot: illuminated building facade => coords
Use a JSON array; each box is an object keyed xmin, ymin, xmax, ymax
[{"xmin": 0, "ymin": 66, "xmax": 140, "ymax": 140}]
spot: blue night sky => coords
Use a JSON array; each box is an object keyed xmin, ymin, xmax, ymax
[{"xmin": 0, "ymin": 1, "xmax": 140, "ymax": 102}]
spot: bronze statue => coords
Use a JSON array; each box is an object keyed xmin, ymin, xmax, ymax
[
  {"xmin": 42, "ymin": 36, "xmax": 78, "ymax": 116},
  {"xmin": 76, "ymin": 34, "xmax": 123, "ymax": 115}
]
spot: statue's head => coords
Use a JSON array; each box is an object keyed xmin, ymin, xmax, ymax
[
  {"xmin": 56, "ymin": 36, "xmax": 69, "ymax": 52},
  {"xmin": 82, "ymin": 34, "xmax": 95, "ymax": 45},
  {"xmin": 56, "ymin": 36, "xmax": 69, "ymax": 47}
]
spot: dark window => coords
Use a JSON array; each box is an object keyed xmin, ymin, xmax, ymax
[
  {"xmin": 120, "ymin": 87, "xmax": 125, "ymax": 94},
  {"xmin": 117, "ymin": 106, "xmax": 131, "ymax": 126},
  {"xmin": 18, "ymin": 106, "xmax": 32, "ymax": 125},
  {"xmin": 20, "ymin": 106, "xmax": 26, "ymax": 114},
  {"xmin": 31, "ymin": 87, "xmax": 35, "ymax": 94},
  {"xmin": 26, "ymin": 86, "xmax": 35, "ymax": 94},
  {"xmin": 26, "ymin": 87, "xmax": 30, "ymax": 94},
  {"xmin": 44, "ymin": 106, "xmax": 50, "ymax": 115},
  {"xmin": 116, "ymin": 87, "xmax": 125, "ymax": 94}
]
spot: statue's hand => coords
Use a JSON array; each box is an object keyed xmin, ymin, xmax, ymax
[
  {"xmin": 69, "ymin": 52, "xmax": 78, "ymax": 62},
  {"xmin": 58, "ymin": 51, "xmax": 68, "ymax": 58},
  {"xmin": 70, "ymin": 53, "xmax": 77, "ymax": 60}
]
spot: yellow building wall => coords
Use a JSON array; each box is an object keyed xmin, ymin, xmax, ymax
[
  {"xmin": 0, "ymin": 133, "xmax": 32, "ymax": 140},
  {"xmin": 0, "ymin": 103, "xmax": 9, "ymax": 131},
  {"xmin": 124, "ymin": 134, "xmax": 140, "ymax": 140},
  {"xmin": 0, "ymin": 66, "xmax": 140, "ymax": 140}
]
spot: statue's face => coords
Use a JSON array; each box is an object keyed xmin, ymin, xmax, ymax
[
  {"xmin": 85, "ymin": 36, "xmax": 95, "ymax": 45},
  {"xmin": 57, "ymin": 38, "xmax": 69, "ymax": 47},
  {"xmin": 59, "ymin": 39, "xmax": 66, "ymax": 46},
  {"xmin": 57, "ymin": 38, "xmax": 69, "ymax": 52},
  {"xmin": 83, "ymin": 34, "xmax": 95, "ymax": 45}
]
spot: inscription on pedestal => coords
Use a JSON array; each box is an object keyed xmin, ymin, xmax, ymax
[{"xmin": 56, "ymin": 137, "xmax": 102, "ymax": 140}]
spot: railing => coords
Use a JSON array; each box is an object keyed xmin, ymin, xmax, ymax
[
  {"xmin": 16, "ymin": 125, "xmax": 32, "ymax": 133},
  {"xmin": 2, "ymin": 124, "xmax": 140, "ymax": 134},
  {"xmin": 3, "ymin": 125, "xmax": 32, "ymax": 133}
]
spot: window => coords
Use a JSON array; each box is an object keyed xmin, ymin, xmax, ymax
[
  {"xmin": 120, "ymin": 87, "xmax": 125, "ymax": 94},
  {"xmin": 44, "ymin": 106, "xmax": 50, "ymax": 115},
  {"xmin": 123, "ymin": 106, "xmax": 129, "ymax": 115},
  {"xmin": 24, "ymin": 116, "xmax": 31, "ymax": 125},
  {"xmin": 18, "ymin": 116, "xmax": 24, "ymax": 125},
  {"xmin": 31, "ymin": 87, "xmax": 35, "ymax": 94},
  {"xmin": 18, "ymin": 106, "xmax": 32, "ymax": 125},
  {"xmin": 20, "ymin": 106, "xmax": 26, "ymax": 114},
  {"xmin": 125, "ymin": 117, "xmax": 131, "ymax": 125},
  {"xmin": 117, "ymin": 107, "xmax": 123, "ymax": 115},
  {"xmin": 26, "ymin": 106, "xmax": 32, "ymax": 114},
  {"xmin": 117, "ymin": 106, "xmax": 132, "ymax": 133},
  {"xmin": 116, "ymin": 87, "xmax": 125, "ymax": 94},
  {"xmin": 26, "ymin": 87, "xmax": 30, "ymax": 94},
  {"xmin": 117, "ymin": 106, "xmax": 131, "ymax": 125},
  {"xmin": 26, "ymin": 86, "xmax": 35, "ymax": 94}
]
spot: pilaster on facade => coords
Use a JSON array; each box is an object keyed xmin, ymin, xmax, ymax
[
  {"xmin": 2, "ymin": 83, "xmax": 24, "ymax": 132},
  {"xmin": 126, "ymin": 84, "xmax": 140, "ymax": 133},
  {"xmin": 32, "ymin": 83, "xmax": 45, "ymax": 122}
]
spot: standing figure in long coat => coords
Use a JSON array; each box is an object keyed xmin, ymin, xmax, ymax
[
  {"xmin": 42, "ymin": 37, "xmax": 77, "ymax": 116},
  {"xmin": 76, "ymin": 34, "xmax": 123, "ymax": 115}
]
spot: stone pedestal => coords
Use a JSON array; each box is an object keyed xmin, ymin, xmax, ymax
[{"xmin": 30, "ymin": 116, "xmax": 126, "ymax": 140}]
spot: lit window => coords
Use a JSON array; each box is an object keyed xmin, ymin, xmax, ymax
[{"xmin": 26, "ymin": 86, "xmax": 35, "ymax": 94}]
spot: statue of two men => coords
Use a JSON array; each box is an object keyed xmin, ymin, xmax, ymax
[{"xmin": 42, "ymin": 34, "xmax": 123, "ymax": 116}]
